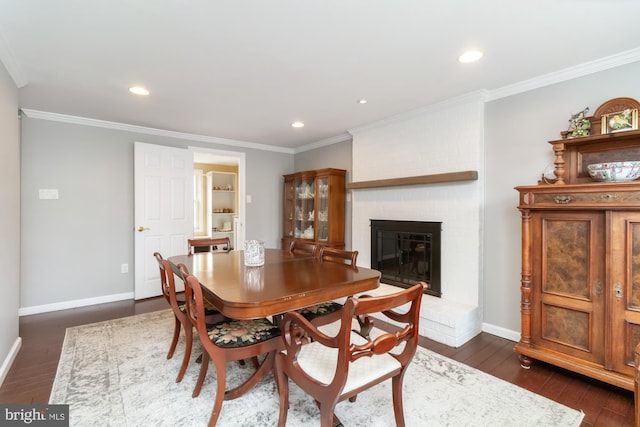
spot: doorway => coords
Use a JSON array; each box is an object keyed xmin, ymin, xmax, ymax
[
  {"xmin": 190, "ymin": 147, "xmax": 246, "ymax": 249},
  {"xmin": 133, "ymin": 143, "xmax": 246, "ymax": 300}
]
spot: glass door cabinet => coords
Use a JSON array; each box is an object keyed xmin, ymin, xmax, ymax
[{"xmin": 282, "ymin": 168, "xmax": 345, "ymax": 250}]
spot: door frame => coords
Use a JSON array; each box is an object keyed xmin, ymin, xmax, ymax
[{"xmin": 189, "ymin": 146, "xmax": 246, "ymax": 248}]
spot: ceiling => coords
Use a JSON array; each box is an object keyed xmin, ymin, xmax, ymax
[{"xmin": 1, "ymin": 1, "xmax": 640, "ymax": 151}]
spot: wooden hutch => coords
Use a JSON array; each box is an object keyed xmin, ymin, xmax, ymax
[
  {"xmin": 281, "ymin": 168, "xmax": 346, "ymax": 250},
  {"xmin": 515, "ymin": 97, "xmax": 640, "ymax": 391}
]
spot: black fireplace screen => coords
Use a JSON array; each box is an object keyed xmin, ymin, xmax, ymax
[{"xmin": 370, "ymin": 220, "xmax": 441, "ymax": 297}]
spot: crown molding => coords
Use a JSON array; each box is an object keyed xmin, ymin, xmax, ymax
[
  {"xmin": 293, "ymin": 132, "xmax": 352, "ymax": 153},
  {"xmin": 486, "ymin": 47, "xmax": 640, "ymax": 101},
  {"xmin": 20, "ymin": 109, "xmax": 295, "ymax": 154},
  {"xmin": 18, "ymin": 48, "xmax": 640, "ymax": 153},
  {"xmin": 345, "ymin": 49, "xmax": 640, "ymax": 139},
  {"xmin": 348, "ymin": 90, "xmax": 489, "ymax": 135},
  {"xmin": 0, "ymin": 31, "xmax": 27, "ymax": 88}
]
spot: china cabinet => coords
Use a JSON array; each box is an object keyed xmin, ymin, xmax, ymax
[
  {"xmin": 206, "ymin": 171, "xmax": 237, "ymax": 248},
  {"xmin": 515, "ymin": 97, "xmax": 640, "ymax": 391},
  {"xmin": 282, "ymin": 168, "xmax": 346, "ymax": 250}
]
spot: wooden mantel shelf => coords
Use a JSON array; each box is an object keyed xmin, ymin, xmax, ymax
[{"xmin": 346, "ymin": 170, "xmax": 478, "ymax": 190}]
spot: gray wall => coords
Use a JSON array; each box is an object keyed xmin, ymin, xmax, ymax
[
  {"xmin": 20, "ymin": 117, "xmax": 293, "ymax": 309},
  {"xmin": 0, "ymin": 61, "xmax": 20, "ymax": 378},
  {"xmin": 294, "ymin": 138, "xmax": 353, "ymax": 249},
  {"xmin": 484, "ymin": 61, "xmax": 640, "ymax": 334}
]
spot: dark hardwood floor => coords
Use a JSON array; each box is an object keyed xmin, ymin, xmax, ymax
[{"xmin": 0, "ymin": 297, "xmax": 635, "ymax": 426}]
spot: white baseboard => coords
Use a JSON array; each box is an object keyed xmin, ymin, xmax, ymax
[
  {"xmin": 19, "ymin": 292, "xmax": 134, "ymax": 316},
  {"xmin": 0, "ymin": 337, "xmax": 22, "ymax": 388},
  {"xmin": 482, "ymin": 322, "xmax": 520, "ymax": 343}
]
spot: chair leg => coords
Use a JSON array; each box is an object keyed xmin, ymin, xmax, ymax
[
  {"xmin": 274, "ymin": 355, "xmax": 289, "ymax": 427},
  {"xmin": 319, "ymin": 404, "xmax": 335, "ymax": 427},
  {"xmin": 391, "ymin": 374, "xmax": 406, "ymax": 427},
  {"xmin": 207, "ymin": 362, "xmax": 226, "ymax": 427},
  {"xmin": 176, "ymin": 324, "xmax": 192, "ymax": 383},
  {"xmin": 193, "ymin": 351, "xmax": 209, "ymax": 398},
  {"xmin": 250, "ymin": 356, "xmax": 260, "ymax": 369},
  {"xmin": 167, "ymin": 315, "xmax": 181, "ymax": 359}
]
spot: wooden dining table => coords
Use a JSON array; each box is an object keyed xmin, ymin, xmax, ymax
[
  {"xmin": 167, "ymin": 248, "xmax": 381, "ymax": 319},
  {"xmin": 167, "ymin": 248, "xmax": 381, "ymax": 410}
]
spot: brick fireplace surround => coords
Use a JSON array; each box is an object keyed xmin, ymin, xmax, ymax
[{"xmin": 348, "ymin": 97, "xmax": 484, "ymax": 347}]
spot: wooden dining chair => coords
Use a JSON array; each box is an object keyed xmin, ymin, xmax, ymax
[
  {"xmin": 296, "ymin": 247, "xmax": 359, "ymax": 326},
  {"xmin": 153, "ymin": 252, "xmax": 224, "ymax": 384},
  {"xmin": 288, "ymin": 240, "xmax": 319, "ymax": 257},
  {"xmin": 178, "ymin": 265, "xmax": 283, "ymax": 426},
  {"xmin": 153, "ymin": 252, "xmax": 185, "ymax": 361},
  {"xmin": 275, "ymin": 282, "xmax": 425, "ymax": 427},
  {"xmin": 318, "ymin": 245, "xmax": 358, "ymax": 265},
  {"xmin": 188, "ymin": 237, "xmax": 231, "ymax": 255}
]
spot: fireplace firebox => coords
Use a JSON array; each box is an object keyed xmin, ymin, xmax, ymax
[{"xmin": 370, "ymin": 220, "xmax": 441, "ymax": 297}]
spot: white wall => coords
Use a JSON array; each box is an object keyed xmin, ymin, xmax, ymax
[
  {"xmin": 19, "ymin": 117, "xmax": 293, "ymax": 310},
  {"xmin": 0, "ymin": 60, "xmax": 20, "ymax": 385},
  {"xmin": 350, "ymin": 95, "xmax": 484, "ymax": 308}
]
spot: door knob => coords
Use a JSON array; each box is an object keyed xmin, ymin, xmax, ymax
[{"xmin": 137, "ymin": 226, "xmax": 150, "ymax": 232}]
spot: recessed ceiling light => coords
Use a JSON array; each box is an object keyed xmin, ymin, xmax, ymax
[
  {"xmin": 129, "ymin": 86, "xmax": 150, "ymax": 96},
  {"xmin": 457, "ymin": 50, "xmax": 483, "ymax": 63},
  {"xmin": 357, "ymin": 99, "xmax": 367, "ymax": 104},
  {"xmin": 291, "ymin": 121, "xmax": 304, "ymax": 128}
]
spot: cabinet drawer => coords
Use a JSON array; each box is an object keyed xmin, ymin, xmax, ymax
[
  {"xmin": 535, "ymin": 191, "xmax": 640, "ymax": 205},
  {"xmin": 519, "ymin": 187, "xmax": 640, "ymax": 208}
]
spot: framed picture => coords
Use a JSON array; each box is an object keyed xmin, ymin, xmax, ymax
[{"xmin": 602, "ymin": 108, "xmax": 638, "ymax": 133}]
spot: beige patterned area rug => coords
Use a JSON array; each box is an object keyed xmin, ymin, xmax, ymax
[{"xmin": 50, "ymin": 309, "xmax": 584, "ymax": 426}]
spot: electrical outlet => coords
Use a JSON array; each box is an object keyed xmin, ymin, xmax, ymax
[{"xmin": 121, "ymin": 264, "xmax": 128, "ymax": 273}]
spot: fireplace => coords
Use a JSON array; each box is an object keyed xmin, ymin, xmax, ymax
[{"xmin": 370, "ymin": 220, "xmax": 441, "ymax": 297}]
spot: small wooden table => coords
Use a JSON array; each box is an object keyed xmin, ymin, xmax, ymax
[{"xmin": 168, "ymin": 248, "xmax": 381, "ymax": 319}]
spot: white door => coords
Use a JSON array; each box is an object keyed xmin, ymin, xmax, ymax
[{"xmin": 134, "ymin": 142, "xmax": 194, "ymax": 299}]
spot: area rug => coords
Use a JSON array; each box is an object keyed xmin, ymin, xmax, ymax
[{"xmin": 50, "ymin": 309, "xmax": 584, "ymax": 426}]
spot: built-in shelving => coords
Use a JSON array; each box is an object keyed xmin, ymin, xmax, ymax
[{"xmin": 206, "ymin": 171, "xmax": 237, "ymax": 248}]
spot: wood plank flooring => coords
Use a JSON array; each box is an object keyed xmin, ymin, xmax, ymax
[{"xmin": 0, "ymin": 297, "xmax": 635, "ymax": 426}]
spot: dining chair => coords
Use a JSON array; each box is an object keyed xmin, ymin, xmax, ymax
[
  {"xmin": 288, "ymin": 240, "xmax": 319, "ymax": 257},
  {"xmin": 178, "ymin": 265, "xmax": 283, "ymax": 426},
  {"xmin": 188, "ymin": 237, "xmax": 231, "ymax": 255},
  {"xmin": 275, "ymin": 282, "xmax": 425, "ymax": 427},
  {"xmin": 296, "ymin": 247, "xmax": 359, "ymax": 326},
  {"xmin": 318, "ymin": 245, "xmax": 358, "ymax": 265},
  {"xmin": 153, "ymin": 252, "xmax": 224, "ymax": 383},
  {"xmin": 153, "ymin": 252, "xmax": 185, "ymax": 361}
]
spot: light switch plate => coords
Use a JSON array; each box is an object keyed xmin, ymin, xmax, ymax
[{"xmin": 39, "ymin": 189, "xmax": 59, "ymax": 199}]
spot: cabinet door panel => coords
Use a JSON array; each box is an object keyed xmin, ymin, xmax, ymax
[
  {"xmin": 631, "ymin": 222, "xmax": 640, "ymax": 309},
  {"xmin": 532, "ymin": 212, "xmax": 605, "ymax": 364},
  {"xmin": 283, "ymin": 179, "xmax": 295, "ymax": 240},
  {"xmin": 610, "ymin": 212, "xmax": 640, "ymax": 374},
  {"xmin": 543, "ymin": 220, "xmax": 590, "ymax": 298},
  {"xmin": 542, "ymin": 304, "xmax": 591, "ymax": 350}
]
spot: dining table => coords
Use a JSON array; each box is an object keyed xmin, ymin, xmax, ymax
[
  {"xmin": 167, "ymin": 248, "xmax": 381, "ymax": 320},
  {"xmin": 166, "ymin": 248, "xmax": 381, "ymax": 407}
]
